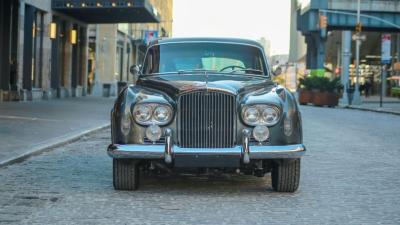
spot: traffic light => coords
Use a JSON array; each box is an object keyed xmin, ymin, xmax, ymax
[
  {"xmin": 319, "ymin": 15, "xmax": 328, "ymax": 29},
  {"xmin": 355, "ymin": 23, "xmax": 362, "ymax": 33}
]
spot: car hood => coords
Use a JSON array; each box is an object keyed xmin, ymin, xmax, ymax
[{"xmin": 136, "ymin": 73, "xmax": 275, "ymax": 98}]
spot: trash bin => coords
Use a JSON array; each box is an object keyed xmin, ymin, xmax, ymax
[
  {"xmin": 117, "ymin": 82, "xmax": 128, "ymax": 95},
  {"xmin": 103, "ymin": 84, "xmax": 111, "ymax": 97}
]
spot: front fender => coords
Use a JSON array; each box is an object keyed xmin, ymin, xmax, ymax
[
  {"xmin": 284, "ymin": 89, "xmax": 303, "ymax": 144},
  {"xmin": 239, "ymin": 86, "xmax": 303, "ymax": 145},
  {"xmin": 111, "ymin": 85, "xmax": 176, "ymax": 144}
]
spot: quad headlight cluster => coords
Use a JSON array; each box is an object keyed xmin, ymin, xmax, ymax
[
  {"xmin": 241, "ymin": 105, "xmax": 281, "ymax": 126},
  {"xmin": 133, "ymin": 103, "xmax": 173, "ymax": 126},
  {"xmin": 242, "ymin": 105, "xmax": 281, "ymax": 142}
]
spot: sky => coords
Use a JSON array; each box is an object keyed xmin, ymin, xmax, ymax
[{"xmin": 172, "ymin": 0, "xmax": 292, "ymax": 56}]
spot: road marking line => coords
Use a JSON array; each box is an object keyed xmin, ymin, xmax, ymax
[
  {"xmin": 0, "ymin": 115, "xmax": 60, "ymax": 122},
  {"xmin": 0, "ymin": 123, "xmax": 110, "ymax": 167}
]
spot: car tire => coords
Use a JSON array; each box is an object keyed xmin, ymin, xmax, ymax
[
  {"xmin": 113, "ymin": 159, "xmax": 139, "ymax": 191},
  {"xmin": 271, "ymin": 159, "xmax": 300, "ymax": 192}
]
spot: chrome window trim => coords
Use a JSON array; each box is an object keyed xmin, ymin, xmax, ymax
[{"xmin": 142, "ymin": 41, "xmax": 271, "ymax": 78}]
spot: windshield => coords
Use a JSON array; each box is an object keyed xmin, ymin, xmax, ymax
[{"xmin": 142, "ymin": 42, "xmax": 268, "ymax": 76}]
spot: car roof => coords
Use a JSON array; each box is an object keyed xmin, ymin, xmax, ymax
[{"xmin": 150, "ymin": 37, "xmax": 264, "ymax": 49}]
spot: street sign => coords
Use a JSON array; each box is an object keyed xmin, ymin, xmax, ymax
[
  {"xmin": 144, "ymin": 30, "xmax": 159, "ymax": 45},
  {"xmin": 352, "ymin": 34, "xmax": 366, "ymax": 41},
  {"xmin": 381, "ymin": 34, "xmax": 391, "ymax": 64}
]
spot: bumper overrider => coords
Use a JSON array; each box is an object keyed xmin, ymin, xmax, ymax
[{"xmin": 107, "ymin": 129, "xmax": 306, "ymax": 165}]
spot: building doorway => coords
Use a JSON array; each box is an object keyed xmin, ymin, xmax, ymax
[
  {"xmin": 0, "ymin": 0, "xmax": 19, "ymax": 99},
  {"xmin": 50, "ymin": 19, "xmax": 67, "ymax": 97},
  {"xmin": 32, "ymin": 10, "xmax": 45, "ymax": 89},
  {"xmin": 22, "ymin": 4, "xmax": 44, "ymax": 92}
]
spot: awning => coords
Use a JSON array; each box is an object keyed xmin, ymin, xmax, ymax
[
  {"xmin": 52, "ymin": 0, "xmax": 160, "ymax": 24},
  {"xmin": 388, "ymin": 76, "xmax": 400, "ymax": 81}
]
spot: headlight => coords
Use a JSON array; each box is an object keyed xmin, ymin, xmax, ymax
[
  {"xmin": 243, "ymin": 107, "xmax": 259, "ymax": 124},
  {"xmin": 154, "ymin": 106, "xmax": 172, "ymax": 123},
  {"xmin": 262, "ymin": 107, "xmax": 280, "ymax": 125},
  {"xmin": 253, "ymin": 125, "xmax": 270, "ymax": 142},
  {"xmin": 133, "ymin": 104, "xmax": 152, "ymax": 123},
  {"xmin": 146, "ymin": 124, "xmax": 162, "ymax": 142},
  {"xmin": 133, "ymin": 103, "xmax": 173, "ymax": 125},
  {"xmin": 242, "ymin": 105, "xmax": 280, "ymax": 126}
]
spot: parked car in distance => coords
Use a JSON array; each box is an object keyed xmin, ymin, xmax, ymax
[{"xmin": 107, "ymin": 37, "xmax": 306, "ymax": 192}]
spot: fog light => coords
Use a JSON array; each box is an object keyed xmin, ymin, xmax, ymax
[
  {"xmin": 253, "ymin": 125, "xmax": 269, "ymax": 142},
  {"xmin": 146, "ymin": 124, "xmax": 162, "ymax": 142}
]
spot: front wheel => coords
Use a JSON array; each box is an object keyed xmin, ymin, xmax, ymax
[
  {"xmin": 113, "ymin": 159, "xmax": 140, "ymax": 190},
  {"xmin": 271, "ymin": 159, "xmax": 300, "ymax": 192}
]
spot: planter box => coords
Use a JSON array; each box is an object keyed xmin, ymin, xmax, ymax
[
  {"xmin": 391, "ymin": 87, "xmax": 400, "ymax": 98},
  {"xmin": 299, "ymin": 89, "xmax": 313, "ymax": 105},
  {"xmin": 313, "ymin": 91, "xmax": 339, "ymax": 107},
  {"xmin": 327, "ymin": 92, "xmax": 339, "ymax": 106}
]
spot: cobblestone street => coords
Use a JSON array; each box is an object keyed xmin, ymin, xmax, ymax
[{"xmin": 0, "ymin": 106, "xmax": 399, "ymax": 225}]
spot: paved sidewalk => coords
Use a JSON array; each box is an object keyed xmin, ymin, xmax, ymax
[
  {"xmin": 345, "ymin": 96, "xmax": 400, "ymax": 115},
  {"xmin": 0, "ymin": 97, "xmax": 115, "ymax": 166}
]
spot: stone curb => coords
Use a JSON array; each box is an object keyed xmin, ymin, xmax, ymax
[
  {"xmin": 341, "ymin": 105, "xmax": 400, "ymax": 116},
  {"xmin": 0, "ymin": 123, "xmax": 110, "ymax": 168}
]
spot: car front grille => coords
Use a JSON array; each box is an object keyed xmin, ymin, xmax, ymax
[{"xmin": 178, "ymin": 91, "xmax": 236, "ymax": 148}]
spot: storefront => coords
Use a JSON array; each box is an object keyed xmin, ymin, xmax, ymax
[
  {"xmin": 49, "ymin": 16, "xmax": 87, "ymax": 98},
  {"xmin": 1, "ymin": 0, "xmax": 164, "ymax": 101}
]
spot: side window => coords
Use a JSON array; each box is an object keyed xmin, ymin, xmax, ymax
[
  {"xmin": 148, "ymin": 54, "xmax": 153, "ymax": 74},
  {"xmin": 254, "ymin": 51, "xmax": 267, "ymax": 75},
  {"xmin": 143, "ymin": 46, "xmax": 160, "ymax": 74},
  {"xmin": 142, "ymin": 53, "xmax": 150, "ymax": 74}
]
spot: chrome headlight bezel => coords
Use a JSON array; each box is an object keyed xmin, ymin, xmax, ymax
[
  {"xmin": 241, "ymin": 105, "xmax": 281, "ymax": 126},
  {"xmin": 132, "ymin": 103, "xmax": 173, "ymax": 126}
]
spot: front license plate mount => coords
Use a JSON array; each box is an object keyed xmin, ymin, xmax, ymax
[{"xmin": 174, "ymin": 154, "xmax": 240, "ymax": 168}]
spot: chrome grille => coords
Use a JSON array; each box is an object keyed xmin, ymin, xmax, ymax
[{"xmin": 178, "ymin": 91, "xmax": 236, "ymax": 148}]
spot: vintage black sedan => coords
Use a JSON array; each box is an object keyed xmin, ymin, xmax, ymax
[{"xmin": 108, "ymin": 38, "xmax": 305, "ymax": 192}]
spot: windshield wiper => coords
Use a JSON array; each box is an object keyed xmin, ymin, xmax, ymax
[
  {"xmin": 229, "ymin": 68, "xmax": 264, "ymax": 75},
  {"xmin": 177, "ymin": 69, "xmax": 217, "ymax": 74}
]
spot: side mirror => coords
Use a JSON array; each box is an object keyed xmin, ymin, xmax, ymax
[
  {"xmin": 130, "ymin": 65, "xmax": 141, "ymax": 75},
  {"xmin": 272, "ymin": 66, "xmax": 282, "ymax": 76}
]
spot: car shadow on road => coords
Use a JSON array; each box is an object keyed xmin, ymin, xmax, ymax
[{"xmin": 134, "ymin": 172, "xmax": 276, "ymax": 194}]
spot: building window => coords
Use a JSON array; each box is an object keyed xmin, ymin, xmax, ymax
[{"xmin": 115, "ymin": 44, "xmax": 124, "ymax": 81}]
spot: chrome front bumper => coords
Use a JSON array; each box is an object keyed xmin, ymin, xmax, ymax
[
  {"xmin": 108, "ymin": 129, "xmax": 305, "ymax": 164},
  {"xmin": 107, "ymin": 144, "xmax": 306, "ymax": 161}
]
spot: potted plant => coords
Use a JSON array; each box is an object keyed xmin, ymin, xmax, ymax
[
  {"xmin": 312, "ymin": 76, "xmax": 329, "ymax": 106},
  {"xmin": 325, "ymin": 77, "xmax": 342, "ymax": 107},
  {"xmin": 391, "ymin": 87, "xmax": 400, "ymax": 98},
  {"xmin": 312, "ymin": 77, "xmax": 342, "ymax": 107},
  {"xmin": 298, "ymin": 77, "xmax": 314, "ymax": 105},
  {"xmin": 298, "ymin": 76, "xmax": 342, "ymax": 107}
]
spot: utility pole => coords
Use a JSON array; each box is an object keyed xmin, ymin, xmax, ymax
[
  {"xmin": 352, "ymin": 0, "xmax": 362, "ymax": 105},
  {"xmin": 380, "ymin": 65, "xmax": 387, "ymax": 108},
  {"xmin": 339, "ymin": 31, "xmax": 351, "ymax": 106}
]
